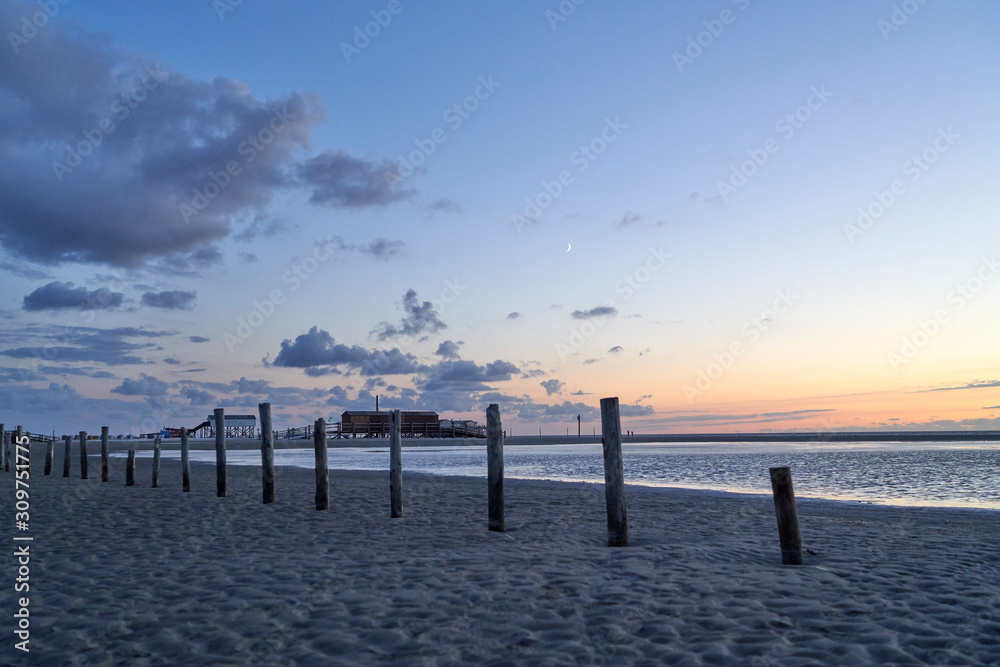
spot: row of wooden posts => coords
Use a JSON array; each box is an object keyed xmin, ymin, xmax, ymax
[{"xmin": 1, "ymin": 398, "xmax": 804, "ymax": 564}]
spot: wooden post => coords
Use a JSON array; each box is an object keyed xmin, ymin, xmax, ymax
[
  {"xmin": 600, "ymin": 397, "xmax": 628, "ymax": 547},
  {"xmin": 259, "ymin": 403, "xmax": 275, "ymax": 504},
  {"xmin": 214, "ymin": 408, "xmax": 226, "ymax": 498},
  {"xmin": 769, "ymin": 466, "xmax": 804, "ymax": 565},
  {"xmin": 152, "ymin": 435, "xmax": 161, "ymax": 488},
  {"xmin": 487, "ymin": 404, "xmax": 504, "ymax": 532},
  {"xmin": 78, "ymin": 430, "xmax": 88, "ymax": 479},
  {"xmin": 0, "ymin": 423, "xmax": 5, "ymax": 472},
  {"xmin": 181, "ymin": 428, "xmax": 191, "ymax": 492},
  {"xmin": 16, "ymin": 426, "xmax": 24, "ymax": 473},
  {"xmin": 314, "ymin": 418, "xmax": 329, "ymax": 510},
  {"xmin": 101, "ymin": 426, "xmax": 110, "ymax": 482},
  {"xmin": 62, "ymin": 435, "xmax": 71, "ymax": 477},
  {"xmin": 44, "ymin": 438, "xmax": 53, "ymax": 475},
  {"xmin": 125, "ymin": 449, "xmax": 135, "ymax": 486},
  {"xmin": 389, "ymin": 410, "xmax": 402, "ymax": 518}
]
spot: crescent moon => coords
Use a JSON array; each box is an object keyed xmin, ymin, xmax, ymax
[{"xmin": 566, "ymin": 243, "xmax": 572, "ymax": 253}]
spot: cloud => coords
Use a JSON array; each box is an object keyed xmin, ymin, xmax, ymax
[
  {"xmin": 419, "ymin": 359, "xmax": 519, "ymax": 392},
  {"xmin": 163, "ymin": 357, "xmax": 181, "ymax": 365},
  {"xmin": 372, "ymin": 289, "xmax": 446, "ymax": 341},
  {"xmin": 141, "ymin": 290, "xmax": 196, "ymax": 310},
  {"xmin": 435, "ymin": 340, "xmax": 463, "ymax": 360},
  {"xmin": 425, "ymin": 198, "xmax": 462, "ymax": 213},
  {"xmin": 321, "ymin": 235, "xmax": 405, "ymax": 261},
  {"xmin": 507, "ymin": 312, "xmax": 521, "ymax": 320},
  {"xmin": 0, "ymin": 325, "xmax": 172, "ymax": 365},
  {"xmin": 299, "ymin": 150, "xmax": 414, "ymax": 208},
  {"xmin": 23, "ymin": 281, "xmax": 123, "ymax": 311},
  {"xmin": 189, "ymin": 336, "xmax": 210, "ymax": 343},
  {"xmin": 270, "ymin": 326, "xmax": 421, "ymax": 375},
  {"xmin": 0, "ymin": 7, "xmax": 408, "ymax": 267},
  {"xmin": 180, "ymin": 386, "xmax": 214, "ymax": 406},
  {"xmin": 111, "ymin": 373, "xmax": 169, "ymax": 396},
  {"xmin": 0, "ymin": 261, "xmax": 51, "ymax": 279},
  {"xmin": 540, "ymin": 379, "xmax": 565, "ymax": 396},
  {"xmin": 571, "ymin": 306, "xmax": 618, "ymax": 320},
  {"xmin": 613, "ymin": 211, "xmax": 668, "ymax": 230},
  {"xmin": 923, "ymin": 380, "xmax": 1000, "ymax": 392},
  {"xmin": 608, "ymin": 345, "xmax": 623, "ymax": 353}
]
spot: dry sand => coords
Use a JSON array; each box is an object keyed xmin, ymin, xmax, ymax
[{"xmin": 3, "ymin": 443, "xmax": 999, "ymax": 665}]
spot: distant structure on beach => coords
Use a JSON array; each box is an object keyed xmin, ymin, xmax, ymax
[
  {"xmin": 200, "ymin": 414, "xmax": 256, "ymax": 438},
  {"xmin": 341, "ymin": 411, "xmax": 439, "ymax": 437}
]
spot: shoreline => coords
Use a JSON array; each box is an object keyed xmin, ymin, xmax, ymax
[{"xmin": 4, "ymin": 454, "xmax": 998, "ymax": 664}]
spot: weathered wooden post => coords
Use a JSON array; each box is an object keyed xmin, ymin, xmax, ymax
[
  {"xmin": 152, "ymin": 435, "xmax": 161, "ymax": 488},
  {"xmin": 125, "ymin": 450, "xmax": 135, "ymax": 486},
  {"xmin": 62, "ymin": 435, "xmax": 71, "ymax": 477},
  {"xmin": 487, "ymin": 404, "xmax": 504, "ymax": 532},
  {"xmin": 16, "ymin": 426, "xmax": 24, "ymax": 473},
  {"xmin": 44, "ymin": 438, "xmax": 53, "ymax": 475},
  {"xmin": 181, "ymin": 428, "xmax": 191, "ymax": 492},
  {"xmin": 600, "ymin": 397, "xmax": 628, "ymax": 547},
  {"xmin": 214, "ymin": 408, "xmax": 226, "ymax": 498},
  {"xmin": 101, "ymin": 426, "xmax": 110, "ymax": 482},
  {"xmin": 78, "ymin": 430, "xmax": 88, "ymax": 479},
  {"xmin": 389, "ymin": 410, "xmax": 402, "ymax": 518},
  {"xmin": 314, "ymin": 418, "xmax": 329, "ymax": 510},
  {"xmin": 769, "ymin": 466, "xmax": 804, "ymax": 565},
  {"xmin": 259, "ymin": 402, "xmax": 275, "ymax": 504},
  {"xmin": 0, "ymin": 423, "xmax": 6, "ymax": 471}
]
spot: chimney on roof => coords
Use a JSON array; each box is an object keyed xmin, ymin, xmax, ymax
[{"xmin": 376, "ymin": 394, "xmax": 379, "ymax": 412}]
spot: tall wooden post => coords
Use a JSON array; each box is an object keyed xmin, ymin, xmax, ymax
[
  {"xmin": 16, "ymin": 426, "xmax": 24, "ymax": 473},
  {"xmin": 44, "ymin": 438, "xmax": 53, "ymax": 475},
  {"xmin": 152, "ymin": 435, "xmax": 161, "ymax": 488},
  {"xmin": 769, "ymin": 467, "xmax": 804, "ymax": 565},
  {"xmin": 180, "ymin": 428, "xmax": 191, "ymax": 492},
  {"xmin": 125, "ymin": 450, "xmax": 135, "ymax": 486},
  {"xmin": 600, "ymin": 397, "xmax": 628, "ymax": 547},
  {"xmin": 487, "ymin": 404, "xmax": 504, "ymax": 532},
  {"xmin": 101, "ymin": 426, "xmax": 110, "ymax": 482},
  {"xmin": 259, "ymin": 403, "xmax": 275, "ymax": 504},
  {"xmin": 78, "ymin": 430, "xmax": 88, "ymax": 480},
  {"xmin": 62, "ymin": 435, "xmax": 71, "ymax": 477},
  {"xmin": 389, "ymin": 410, "xmax": 402, "ymax": 518},
  {"xmin": 314, "ymin": 418, "xmax": 329, "ymax": 511},
  {"xmin": 214, "ymin": 408, "xmax": 226, "ymax": 498},
  {"xmin": 0, "ymin": 423, "xmax": 6, "ymax": 471}
]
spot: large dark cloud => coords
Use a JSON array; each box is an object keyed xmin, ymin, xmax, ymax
[
  {"xmin": 23, "ymin": 281, "xmax": 123, "ymax": 311},
  {"xmin": 419, "ymin": 359, "xmax": 519, "ymax": 392},
  {"xmin": 270, "ymin": 326, "xmax": 421, "ymax": 375},
  {"xmin": 0, "ymin": 325, "xmax": 172, "ymax": 365},
  {"xmin": 0, "ymin": 3, "xmax": 408, "ymax": 267},
  {"xmin": 434, "ymin": 340, "xmax": 463, "ymax": 360},
  {"xmin": 111, "ymin": 373, "xmax": 169, "ymax": 396},
  {"xmin": 141, "ymin": 290, "xmax": 196, "ymax": 310},
  {"xmin": 372, "ymin": 289, "xmax": 446, "ymax": 341}
]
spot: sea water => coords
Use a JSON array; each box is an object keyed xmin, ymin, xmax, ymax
[{"xmin": 132, "ymin": 441, "xmax": 1000, "ymax": 509}]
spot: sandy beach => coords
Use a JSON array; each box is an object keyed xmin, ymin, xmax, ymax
[{"xmin": 3, "ymin": 442, "xmax": 999, "ymax": 665}]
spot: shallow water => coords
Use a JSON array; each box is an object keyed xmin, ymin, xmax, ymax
[{"xmin": 127, "ymin": 440, "xmax": 1000, "ymax": 510}]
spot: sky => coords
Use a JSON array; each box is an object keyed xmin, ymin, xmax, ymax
[{"xmin": 1, "ymin": 0, "xmax": 998, "ymax": 437}]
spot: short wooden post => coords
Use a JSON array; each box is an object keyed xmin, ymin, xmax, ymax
[
  {"xmin": 769, "ymin": 466, "xmax": 804, "ymax": 565},
  {"xmin": 389, "ymin": 410, "xmax": 402, "ymax": 518},
  {"xmin": 101, "ymin": 426, "xmax": 110, "ymax": 482},
  {"xmin": 152, "ymin": 435, "xmax": 161, "ymax": 488},
  {"xmin": 180, "ymin": 428, "xmax": 191, "ymax": 492},
  {"xmin": 78, "ymin": 430, "xmax": 88, "ymax": 479},
  {"xmin": 314, "ymin": 418, "xmax": 329, "ymax": 510},
  {"xmin": 259, "ymin": 403, "xmax": 275, "ymax": 504},
  {"xmin": 487, "ymin": 404, "xmax": 504, "ymax": 532},
  {"xmin": 214, "ymin": 408, "xmax": 226, "ymax": 498},
  {"xmin": 44, "ymin": 438, "xmax": 53, "ymax": 475},
  {"xmin": 600, "ymin": 397, "xmax": 628, "ymax": 547},
  {"xmin": 16, "ymin": 426, "xmax": 24, "ymax": 473},
  {"xmin": 62, "ymin": 435, "xmax": 71, "ymax": 477},
  {"xmin": 125, "ymin": 450, "xmax": 135, "ymax": 486}
]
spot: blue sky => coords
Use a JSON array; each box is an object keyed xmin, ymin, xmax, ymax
[{"xmin": 1, "ymin": 0, "xmax": 998, "ymax": 436}]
